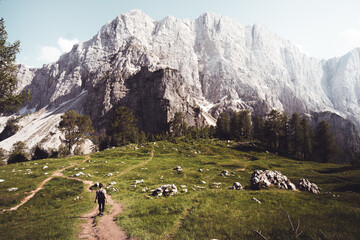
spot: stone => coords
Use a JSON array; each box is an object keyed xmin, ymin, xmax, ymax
[
  {"xmin": 201, "ymin": 181, "xmax": 206, "ymax": 184},
  {"xmin": 229, "ymin": 182, "xmax": 243, "ymax": 190},
  {"xmin": 142, "ymin": 187, "xmax": 148, "ymax": 192},
  {"xmin": 0, "ymin": 179, "xmax": 4, "ymax": 183},
  {"xmin": 174, "ymin": 166, "xmax": 183, "ymax": 172},
  {"xmin": 250, "ymin": 170, "xmax": 296, "ymax": 191},
  {"xmin": 8, "ymin": 187, "xmax": 18, "ymax": 192},
  {"xmin": 106, "ymin": 173, "xmax": 113, "ymax": 177},
  {"xmin": 135, "ymin": 179, "xmax": 144, "ymax": 184},
  {"xmin": 151, "ymin": 184, "xmax": 178, "ymax": 197},
  {"xmin": 299, "ymin": 178, "xmax": 321, "ymax": 194},
  {"xmin": 74, "ymin": 172, "xmax": 85, "ymax": 177},
  {"xmin": 219, "ymin": 170, "xmax": 229, "ymax": 176},
  {"xmin": 43, "ymin": 166, "xmax": 48, "ymax": 169},
  {"xmin": 198, "ymin": 169, "xmax": 203, "ymax": 172}
]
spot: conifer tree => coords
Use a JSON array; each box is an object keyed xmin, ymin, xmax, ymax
[
  {"xmin": 58, "ymin": 110, "xmax": 94, "ymax": 154},
  {"xmin": 107, "ymin": 107, "xmax": 139, "ymax": 146},
  {"xmin": 216, "ymin": 112, "xmax": 230, "ymax": 139},
  {"xmin": 253, "ymin": 115, "xmax": 265, "ymax": 143},
  {"xmin": 264, "ymin": 110, "xmax": 282, "ymax": 151},
  {"xmin": 169, "ymin": 112, "xmax": 187, "ymax": 137},
  {"xmin": 290, "ymin": 112, "xmax": 302, "ymax": 157},
  {"xmin": 0, "ymin": 18, "xmax": 30, "ymax": 114},
  {"xmin": 313, "ymin": 120, "xmax": 338, "ymax": 163},
  {"xmin": 300, "ymin": 118, "xmax": 312, "ymax": 160}
]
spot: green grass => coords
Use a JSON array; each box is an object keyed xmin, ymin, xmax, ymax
[{"xmin": 0, "ymin": 139, "xmax": 360, "ymax": 239}]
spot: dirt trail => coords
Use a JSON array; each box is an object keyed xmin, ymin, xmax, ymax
[
  {"xmin": 2, "ymin": 156, "xmax": 90, "ymax": 212},
  {"xmin": 2, "ymin": 149, "xmax": 155, "ymax": 239}
]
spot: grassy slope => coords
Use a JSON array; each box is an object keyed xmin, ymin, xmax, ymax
[{"xmin": 0, "ymin": 140, "xmax": 359, "ymax": 239}]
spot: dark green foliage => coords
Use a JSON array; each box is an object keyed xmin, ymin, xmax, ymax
[
  {"xmin": 313, "ymin": 120, "xmax": 339, "ymax": 163},
  {"xmin": 300, "ymin": 118, "xmax": 313, "ymax": 160},
  {"xmin": 107, "ymin": 107, "xmax": 139, "ymax": 146},
  {"xmin": 169, "ymin": 112, "xmax": 187, "ymax": 137},
  {"xmin": 58, "ymin": 110, "xmax": 94, "ymax": 154},
  {"xmin": 264, "ymin": 110, "xmax": 282, "ymax": 151},
  {"xmin": 0, "ymin": 18, "xmax": 31, "ymax": 114},
  {"xmin": 216, "ymin": 112, "xmax": 230, "ymax": 139},
  {"xmin": 253, "ymin": 115, "xmax": 265, "ymax": 143},
  {"xmin": 290, "ymin": 113, "xmax": 302, "ymax": 157},
  {"xmin": 230, "ymin": 110, "xmax": 252, "ymax": 140},
  {"xmin": 0, "ymin": 117, "xmax": 19, "ymax": 141},
  {"xmin": 278, "ymin": 113, "xmax": 290, "ymax": 154},
  {"xmin": 32, "ymin": 145, "xmax": 49, "ymax": 160},
  {"xmin": 7, "ymin": 141, "xmax": 29, "ymax": 164}
]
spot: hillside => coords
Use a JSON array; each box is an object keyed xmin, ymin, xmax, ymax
[{"xmin": 1, "ymin": 140, "xmax": 359, "ymax": 239}]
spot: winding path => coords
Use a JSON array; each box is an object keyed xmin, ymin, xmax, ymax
[{"xmin": 2, "ymin": 149, "xmax": 155, "ymax": 239}]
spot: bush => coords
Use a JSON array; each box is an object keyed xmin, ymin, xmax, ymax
[
  {"xmin": 8, "ymin": 152, "xmax": 29, "ymax": 164},
  {"xmin": 32, "ymin": 145, "xmax": 49, "ymax": 160}
]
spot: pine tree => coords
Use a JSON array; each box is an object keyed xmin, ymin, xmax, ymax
[
  {"xmin": 300, "ymin": 118, "xmax": 312, "ymax": 161},
  {"xmin": 58, "ymin": 110, "xmax": 94, "ymax": 154},
  {"xmin": 290, "ymin": 112, "xmax": 302, "ymax": 157},
  {"xmin": 216, "ymin": 112, "xmax": 230, "ymax": 139},
  {"xmin": 230, "ymin": 111, "xmax": 241, "ymax": 139},
  {"xmin": 239, "ymin": 110, "xmax": 252, "ymax": 140},
  {"xmin": 253, "ymin": 115, "xmax": 265, "ymax": 143},
  {"xmin": 0, "ymin": 18, "xmax": 30, "ymax": 114},
  {"xmin": 107, "ymin": 107, "xmax": 139, "ymax": 146},
  {"xmin": 169, "ymin": 112, "xmax": 187, "ymax": 137},
  {"xmin": 264, "ymin": 110, "xmax": 282, "ymax": 151},
  {"xmin": 279, "ymin": 113, "xmax": 290, "ymax": 154},
  {"xmin": 313, "ymin": 120, "xmax": 338, "ymax": 163}
]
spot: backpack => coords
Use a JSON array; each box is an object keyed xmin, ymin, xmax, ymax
[{"xmin": 97, "ymin": 190, "xmax": 105, "ymax": 202}]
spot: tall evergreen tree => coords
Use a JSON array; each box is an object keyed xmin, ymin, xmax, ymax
[
  {"xmin": 313, "ymin": 120, "xmax": 338, "ymax": 163},
  {"xmin": 58, "ymin": 110, "xmax": 94, "ymax": 154},
  {"xmin": 216, "ymin": 112, "xmax": 231, "ymax": 139},
  {"xmin": 239, "ymin": 110, "xmax": 252, "ymax": 140},
  {"xmin": 0, "ymin": 18, "xmax": 30, "ymax": 114},
  {"xmin": 290, "ymin": 112, "xmax": 302, "ymax": 157},
  {"xmin": 169, "ymin": 112, "xmax": 187, "ymax": 137},
  {"xmin": 264, "ymin": 110, "xmax": 282, "ymax": 151},
  {"xmin": 107, "ymin": 107, "xmax": 139, "ymax": 146},
  {"xmin": 300, "ymin": 118, "xmax": 313, "ymax": 161},
  {"xmin": 230, "ymin": 111, "xmax": 241, "ymax": 139},
  {"xmin": 279, "ymin": 113, "xmax": 290, "ymax": 154},
  {"xmin": 253, "ymin": 115, "xmax": 265, "ymax": 143}
]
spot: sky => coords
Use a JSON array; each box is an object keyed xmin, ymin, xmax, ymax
[{"xmin": 1, "ymin": 0, "xmax": 360, "ymax": 67}]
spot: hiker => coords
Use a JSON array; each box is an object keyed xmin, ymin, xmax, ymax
[{"xmin": 94, "ymin": 183, "xmax": 107, "ymax": 216}]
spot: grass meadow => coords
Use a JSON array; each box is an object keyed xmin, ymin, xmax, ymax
[{"xmin": 1, "ymin": 139, "xmax": 360, "ymax": 239}]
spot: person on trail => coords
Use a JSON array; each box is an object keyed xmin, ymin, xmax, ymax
[{"xmin": 94, "ymin": 183, "xmax": 107, "ymax": 216}]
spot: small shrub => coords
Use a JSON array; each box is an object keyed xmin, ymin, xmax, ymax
[
  {"xmin": 32, "ymin": 145, "xmax": 49, "ymax": 160},
  {"xmin": 8, "ymin": 152, "xmax": 29, "ymax": 164}
]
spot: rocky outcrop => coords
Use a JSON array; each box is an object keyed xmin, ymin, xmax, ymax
[
  {"xmin": 299, "ymin": 179, "xmax": 321, "ymax": 194},
  {"xmin": 250, "ymin": 170, "xmax": 297, "ymax": 190}
]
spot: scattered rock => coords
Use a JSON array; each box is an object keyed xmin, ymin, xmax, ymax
[
  {"xmin": 182, "ymin": 188, "xmax": 188, "ymax": 193},
  {"xmin": 73, "ymin": 172, "xmax": 85, "ymax": 177},
  {"xmin": 219, "ymin": 170, "xmax": 229, "ymax": 176},
  {"xmin": 212, "ymin": 182, "xmax": 222, "ymax": 188},
  {"xmin": 299, "ymin": 179, "xmax": 321, "ymax": 194},
  {"xmin": 252, "ymin": 197, "xmax": 261, "ymax": 204},
  {"xmin": 8, "ymin": 187, "xmax": 18, "ymax": 192},
  {"xmin": 142, "ymin": 187, "xmax": 148, "ymax": 192},
  {"xmin": 201, "ymin": 181, "xmax": 206, "ymax": 184},
  {"xmin": 0, "ymin": 179, "xmax": 4, "ymax": 183},
  {"xmin": 198, "ymin": 169, "xmax": 203, "ymax": 172},
  {"xmin": 44, "ymin": 172, "xmax": 49, "ymax": 175},
  {"xmin": 43, "ymin": 166, "xmax": 48, "ymax": 170},
  {"xmin": 180, "ymin": 185, "xmax": 187, "ymax": 188},
  {"xmin": 135, "ymin": 179, "xmax": 144, "ymax": 184},
  {"xmin": 106, "ymin": 173, "xmax": 113, "ymax": 177},
  {"xmin": 174, "ymin": 166, "xmax": 183, "ymax": 172},
  {"xmin": 250, "ymin": 170, "xmax": 296, "ymax": 191},
  {"xmin": 229, "ymin": 182, "xmax": 243, "ymax": 190},
  {"xmin": 151, "ymin": 184, "xmax": 178, "ymax": 197},
  {"xmin": 110, "ymin": 181, "xmax": 117, "ymax": 185}
]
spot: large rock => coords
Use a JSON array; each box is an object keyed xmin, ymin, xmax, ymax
[
  {"xmin": 151, "ymin": 184, "xmax": 178, "ymax": 197},
  {"xmin": 299, "ymin": 178, "xmax": 321, "ymax": 194},
  {"xmin": 250, "ymin": 170, "xmax": 296, "ymax": 190}
]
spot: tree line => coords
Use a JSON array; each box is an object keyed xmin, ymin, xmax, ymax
[{"xmin": 216, "ymin": 109, "xmax": 339, "ymax": 163}]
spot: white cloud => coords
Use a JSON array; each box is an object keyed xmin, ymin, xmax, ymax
[
  {"xmin": 334, "ymin": 28, "xmax": 360, "ymax": 56},
  {"xmin": 36, "ymin": 37, "xmax": 79, "ymax": 64},
  {"xmin": 57, "ymin": 37, "xmax": 79, "ymax": 52},
  {"xmin": 36, "ymin": 46, "xmax": 62, "ymax": 63}
]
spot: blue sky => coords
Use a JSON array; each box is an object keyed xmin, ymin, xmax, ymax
[{"xmin": 1, "ymin": 0, "xmax": 360, "ymax": 67}]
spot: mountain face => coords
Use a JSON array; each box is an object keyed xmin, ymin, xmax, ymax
[{"xmin": 1, "ymin": 10, "xmax": 360, "ymax": 161}]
